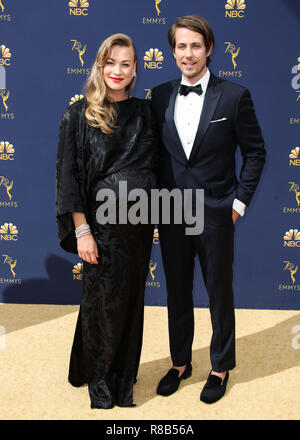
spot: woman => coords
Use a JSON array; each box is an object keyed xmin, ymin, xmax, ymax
[{"xmin": 56, "ymin": 34, "xmax": 158, "ymax": 409}]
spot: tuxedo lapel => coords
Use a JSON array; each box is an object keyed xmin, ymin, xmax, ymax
[
  {"xmin": 163, "ymin": 79, "xmax": 187, "ymax": 164},
  {"xmin": 189, "ymin": 73, "xmax": 223, "ymax": 162}
]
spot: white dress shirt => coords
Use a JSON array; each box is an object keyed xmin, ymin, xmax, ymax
[{"xmin": 174, "ymin": 69, "xmax": 246, "ymax": 217}]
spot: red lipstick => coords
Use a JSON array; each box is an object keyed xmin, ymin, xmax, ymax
[{"xmin": 110, "ymin": 77, "xmax": 123, "ymax": 83}]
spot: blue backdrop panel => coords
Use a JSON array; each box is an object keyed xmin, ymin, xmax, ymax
[{"xmin": 0, "ymin": 0, "xmax": 299, "ymax": 309}]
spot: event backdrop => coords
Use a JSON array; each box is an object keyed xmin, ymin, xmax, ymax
[{"xmin": 0, "ymin": 0, "xmax": 299, "ymax": 309}]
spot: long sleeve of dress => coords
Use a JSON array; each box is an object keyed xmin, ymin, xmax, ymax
[{"xmin": 56, "ymin": 103, "xmax": 85, "ymax": 254}]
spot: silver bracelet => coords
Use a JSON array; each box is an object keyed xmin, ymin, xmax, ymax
[
  {"xmin": 75, "ymin": 224, "xmax": 91, "ymax": 239},
  {"xmin": 76, "ymin": 230, "xmax": 91, "ymax": 239}
]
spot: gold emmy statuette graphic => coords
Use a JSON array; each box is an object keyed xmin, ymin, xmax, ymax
[
  {"xmin": 155, "ymin": 0, "xmax": 162, "ymax": 16},
  {"xmin": 289, "ymin": 182, "xmax": 300, "ymax": 206},
  {"xmin": 0, "ymin": 176, "xmax": 13, "ymax": 200},
  {"xmin": 149, "ymin": 260, "xmax": 157, "ymax": 280},
  {"xmin": 297, "ymin": 91, "xmax": 300, "ymax": 102},
  {"xmin": 69, "ymin": 94, "xmax": 84, "ymax": 106},
  {"xmin": 225, "ymin": 0, "xmax": 246, "ymax": 10},
  {"xmin": 0, "ymin": 1, "xmax": 5, "ymax": 13},
  {"xmin": 0, "ymin": 89, "xmax": 9, "ymax": 111},
  {"xmin": 144, "ymin": 89, "xmax": 152, "ymax": 99},
  {"xmin": 224, "ymin": 42, "xmax": 240, "ymax": 69},
  {"xmin": 71, "ymin": 40, "xmax": 86, "ymax": 67},
  {"xmin": 2, "ymin": 254, "xmax": 17, "ymax": 278},
  {"xmin": 284, "ymin": 260, "xmax": 298, "ymax": 284}
]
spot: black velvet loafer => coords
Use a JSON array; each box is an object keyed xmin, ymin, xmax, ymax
[
  {"xmin": 157, "ymin": 363, "xmax": 192, "ymax": 396},
  {"xmin": 200, "ymin": 370, "xmax": 229, "ymax": 404}
]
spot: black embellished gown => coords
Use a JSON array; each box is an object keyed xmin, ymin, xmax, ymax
[{"xmin": 56, "ymin": 97, "xmax": 158, "ymax": 408}]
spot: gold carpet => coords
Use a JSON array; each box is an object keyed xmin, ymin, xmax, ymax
[{"xmin": 0, "ymin": 304, "xmax": 300, "ymax": 420}]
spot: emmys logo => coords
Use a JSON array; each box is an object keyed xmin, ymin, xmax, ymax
[
  {"xmin": 219, "ymin": 41, "xmax": 243, "ymax": 78},
  {"xmin": 69, "ymin": 94, "xmax": 84, "ymax": 106},
  {"xmin": 153, "ymin": 227, "xmax": 159, "ymax": 244},
  {"xmin": 142, "ymin": 0, "xmax": 166, "ymax": 25},
  {"xmin": 144, "ymin": 48, "xmax": 164, "ymax": 69},
  {"xmin": 278, "ymin": 260, "xmax": 300, "ymax": 292},
  {"xmin": 283, "ymin": 182, "xmax": 300, "ymax": 214},
  {"xmin": 219, "ymin": 42, "xmax": 242, "ymax": 78},
  {"xmin": 0, "ymin": 0, "xmax": 11, "ymax": 22},
  {"xmin": 2, "ymin": 254, "xmax": 17, "ymax": 278},
  {"xmin": 284, "ymin": 261, "xmax": 298, "ymax": 284},
  {"xmin": 149, "ymin": 260, "xmax": 157, "ymax": 280},
  {"xmin": 224, "ymin": 42, "xmax": 240, "ymax": 69},
  {"xmin": 289, "ymin": 147, "xmax": 300, "ymax": 166},
  {"xmin": 72, "ymin": 263, "xmax": 83, "ymax": 280},
  {"xmin": 71, "ymin": 40, "xmax": 86, "ymax": 67},
  {"xmin": 283, "ymin": 229, "xmax": 300, "ymax": 247},
  {"xmin": 291, "ymin": 57, "xmax": 300, "ymax": 102},
  {"xmin": 0, "ymin": 45, "xmax": 11, "ymax": 66},
  {"xmin": 68, "ymin": 0, "xmax": 89, "ymax": 16},
  {"xmin": 146, "ymin": 260, "xmax": 160, "ymax": 287},
  {"xmin": 0, "ymin": 89, "xmax": 14, "ymax": 119},
  {"xmin": 0, "ymin": 175, "xmax": 17, "ymax": 207},
  {"xmin": 1, "ymin": 254, "xmax": 21, "ymax": 284},
  {"xmin": 289, "ymin": 182, "xmax": 300, "ymax": 207},
  {"xmin": 0, "ymin": 141, "xmax": 14, "ymax": 160},
  {"xmin": 67, "ymin": 40, "xmax": 90, "ymax": 75},
  {"xmin": 0, "ymin": 223, "xmax": 18, "ymax": 241},
  {"xmin": 0, "ymin": 175, "xmax": 13, "ymax": 200},
  {"xmin": 225, "ymin": 0, "xmax": 246, "ymax": 18}
]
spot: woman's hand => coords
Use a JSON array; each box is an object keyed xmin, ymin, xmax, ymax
[{"xmin": 77, "ymin": 233, "xmax": 99, "ymax": 264}]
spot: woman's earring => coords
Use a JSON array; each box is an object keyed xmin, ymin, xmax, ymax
[{"xmin": 132, "ymin": 72, "xmax": 136, "ymax": 77}]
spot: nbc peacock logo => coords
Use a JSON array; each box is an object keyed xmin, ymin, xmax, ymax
[
  {"xmin": 72, "ymin": 262, "xmax": 83, "ymax": 280},
  {"xmin": 0, "ymin": 223, "xmax": 18, "ymax": 241},
  {"xmin": 0, "ymin": 141, "xmax": 14, "ymax": 160},
  {"xmin": 153, "ymin": 227, "xmax": 159, "ymax": 244},
  {"xmin": 225, "ymin": 0, "xmax": 246, "ymax": 18},
  {"xmin": 68, "ymin": 0, "xmax": 89, "ymax": 16},
  {"xmin": 0, "ymin": 45, "xmax": 11, "ymax": 66},
  {"xmin": 144, "ymin": 48, "xmax": 164, "ymax": 70},
  {"xmin": 289, "ymin": 147, "xmax": 300, "ymax": 166},
  {"xmin": 283, "ymin": 229, "xmax": 300, "ymax": 247},
  {"xmin": 69, "ymin": 94, "xmax": 84, "ymax": 106}
]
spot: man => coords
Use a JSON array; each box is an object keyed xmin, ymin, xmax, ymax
[{"xmin": 151, "ymin": 15, "xmax": 266, "ymax": 403}]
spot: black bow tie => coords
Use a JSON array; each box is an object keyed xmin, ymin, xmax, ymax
[{"xmin": 179, "ymin": 83, "xmax": 203, "ymax": 96}]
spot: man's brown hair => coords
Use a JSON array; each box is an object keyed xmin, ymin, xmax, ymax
[{"xmin": 168, "ymin": 15, "xmax": 215, "ymax": 65}]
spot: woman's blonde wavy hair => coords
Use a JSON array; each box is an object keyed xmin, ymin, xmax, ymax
[{"xmin": 84, "ymin": 33, "xmax": 137, "ymax": 134}]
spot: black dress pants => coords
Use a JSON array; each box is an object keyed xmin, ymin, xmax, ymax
[{"xmin": 159, "ymin": 222, "xmax": 236, "ymax": 372}]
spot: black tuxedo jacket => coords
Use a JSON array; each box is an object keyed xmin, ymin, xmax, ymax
[{"xmin": 151, "ymin": 72, "xmax": 266, "ymax": 226}]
